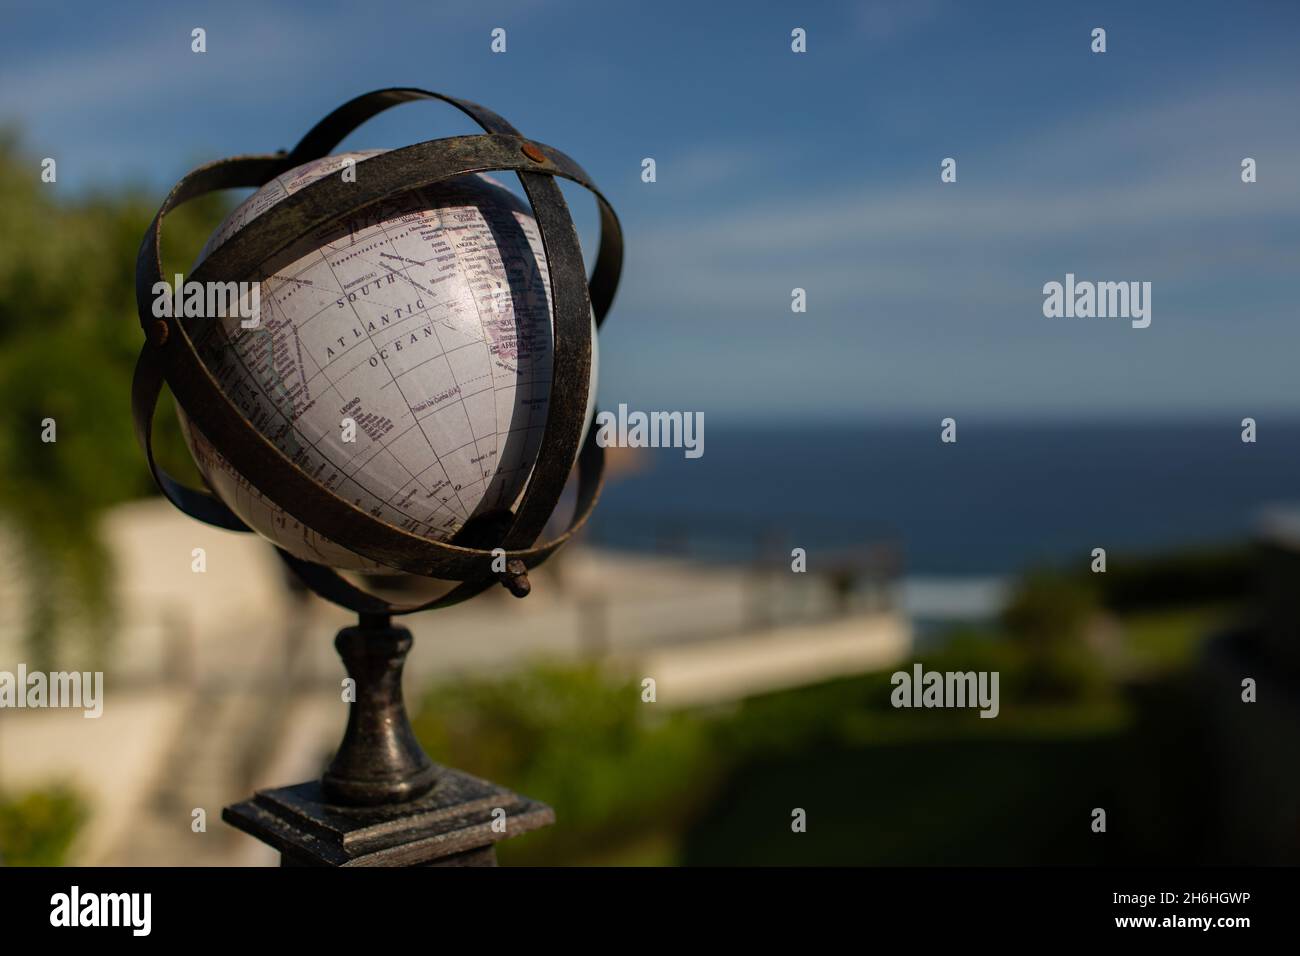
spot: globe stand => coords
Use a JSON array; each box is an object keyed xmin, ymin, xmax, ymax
[
  {"xmin": 222, "ymin": 613, "xmax": 554, "ymax": 866},
  {"xmin": 135, "ymin": 88, "xmax": 624, "ymax": 868}
]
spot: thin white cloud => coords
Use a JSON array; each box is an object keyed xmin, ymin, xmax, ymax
[{"xmin": 627, "ymin": 80, "xmax": 1300, "ymax": 317}]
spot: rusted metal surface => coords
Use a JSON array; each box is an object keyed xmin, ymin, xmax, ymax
[{"xmin": 520, "ymin": 140, "xmax": 548, "ymax": 164}]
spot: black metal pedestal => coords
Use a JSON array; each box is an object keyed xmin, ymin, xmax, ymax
[{"xmin": 223, "ymin": 615, "xmax": 554, "ymax": 866}]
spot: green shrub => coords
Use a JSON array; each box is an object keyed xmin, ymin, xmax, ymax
[
  {"xmin": 0, "ymin": 784, "xmax": 88, "ymax": 866},
  {"xmin": 1001, "ymin": 570, "xmax": 1107, "ymax": 700},
  {"xmin": 411, "ymin": 664, "xmax": 718, "ymax": 863}
]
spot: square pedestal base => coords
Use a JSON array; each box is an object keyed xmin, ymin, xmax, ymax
[{"xmin": 222, "ymin": 766, "xmax": 554, "ymax": 867}]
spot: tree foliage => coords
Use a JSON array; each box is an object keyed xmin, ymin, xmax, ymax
[{"xmin": 0, "ymin": 131, "xmax": 229, "ymax": 665}]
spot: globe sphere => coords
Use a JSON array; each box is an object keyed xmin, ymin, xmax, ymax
[{"xmin": 177, "ymin": 150, "xmax": 596, "ymax": 572}]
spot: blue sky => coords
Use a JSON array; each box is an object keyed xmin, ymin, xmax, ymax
[{"xmin": 2, "ymin": 0, "xmax": 1298, "ymax": 422}]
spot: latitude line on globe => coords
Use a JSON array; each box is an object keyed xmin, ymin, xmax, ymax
[
  {"xmin": 317, "ymin": 229, "xmax": 476, "ymax": 525},
  {"xmin": 321, "ymin": 200, "xmax": 490, "ymax": 523},
  {"xmin": 211, "ymin": 245, "xmax": 468, "ymax": 539},
  {"xmin": 370, "ymin": 212, "xmax": 485, "ymax": 520},
  {"xmin": 389, "ymin": 205, "xmax": 500, "ymax": 515},
  {"xmin": 246, "ymin": 279, "xmax": 460, "ymax": 535},
  {"xmin": 431, "ymin": 189, "xmax": 553, "ymax": 518}
]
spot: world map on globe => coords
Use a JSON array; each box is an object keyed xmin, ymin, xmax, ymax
[{"xmin": 177, "ymin": 150, "xmax": 595, "ymax": 572}]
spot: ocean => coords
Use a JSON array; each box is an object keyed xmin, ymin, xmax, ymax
[{"xmin": 585, "ymin": 420, "xmax": 1300, "ymax": 583}]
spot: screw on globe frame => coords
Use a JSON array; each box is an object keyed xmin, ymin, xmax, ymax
[{"xmin": 130, "ymin": 88, "xmax": 623, "ymax": 865}]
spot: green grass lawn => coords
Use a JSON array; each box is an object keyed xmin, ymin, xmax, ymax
[
  {"xmin": 1117, "ymin": 603, "xmax": 1238, "ymax": 674},
  {"xmin": 679, "ymin": 735, "xmax": 1123, "ymax": 866},
  {"xmin": 419, "ymin": 599, "xmax": 1236, "ymax": 866},
  {"xmin": 677, "ymin": 705, "xmax": 1214, "ymax": 866},
  {"xmin": 672, "ymin": 610, "xmax": 1227, "ymax": 866}
]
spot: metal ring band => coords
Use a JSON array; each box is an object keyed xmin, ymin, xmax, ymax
[{"xmin": 132, "ymin": 89, "xmax": 622, "ymax": 611}]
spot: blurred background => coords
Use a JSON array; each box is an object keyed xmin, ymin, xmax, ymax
[{"xmin": 1, "ymin": 0, "xmax": 1299, "ymax": 865}]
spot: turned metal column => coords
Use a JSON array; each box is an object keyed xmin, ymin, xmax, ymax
[
  {"xmin": 223, "ymin": 613, "xmax": 554, "ymax": 866},
  {"xmin": 321, "ymin": 614, "xmax": 437, "ymax": 805}
]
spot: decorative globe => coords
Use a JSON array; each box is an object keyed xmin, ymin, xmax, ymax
[{"xmin": 176, "ymin": 150, "xmax": 597, "ymax": 572}]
